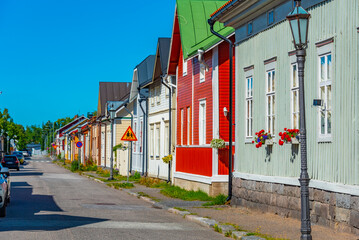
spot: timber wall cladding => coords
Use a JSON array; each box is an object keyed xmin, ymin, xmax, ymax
[
  {"xmin": 192, "ymin": 50, "xmax": 213, "ymax": 145},
  {"xmin": 176, "ymin": 147, "xmax": 212, "ymax": 176},
  {"xmin": 177, "ymin": 47, "xmax": 193, "ymax": 145},
  {"xmin": 235, "ymin": 0, "xmax": 359, "ymax": 185},
  {"xmin": 218, "ymin": 38, "xmax": 236, "ymax": 142}
]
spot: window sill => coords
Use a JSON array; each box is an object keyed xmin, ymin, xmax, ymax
[
  {"xmin": 199, "ymin": 79, "xmax": 205, "ymax": 83},
  {"xmin": 245, "ymin": 138, "xmax": 253, "ymax": 144},
  {"xmin": 317, "ymin": 136, "xmax": 332, "ymax": 143}
]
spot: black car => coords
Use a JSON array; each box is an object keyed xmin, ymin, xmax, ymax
[{"xmin": 1, "ymin": 155, "xmax": 20, "ymax": 171}]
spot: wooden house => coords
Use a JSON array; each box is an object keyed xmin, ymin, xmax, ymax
[
  {"xmin": 212, "ymin": 0, "xmax": 359, "ymax": 234},
  {"xmin": 167, "ymin": 0, "xmax": 235, "ymax": 196}
]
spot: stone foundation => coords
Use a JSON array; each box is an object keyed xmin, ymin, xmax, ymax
[
  {"xmin": 232, "ymin": 177, "xmax": 359, "ymax": 235},
  {"xmin": 174, "ymin": 178, "xmax": 228, "ymax": 197}
]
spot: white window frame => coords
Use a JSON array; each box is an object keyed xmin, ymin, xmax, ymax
[
  {"xmin": 187, "ymin": 106, "xmax": 191, "ymax": 145},
  {"xmin": 317, "ymin": 42, "xmax": 333, "ymax": 142},
  {"xmin": 164, "ymin": 121, "xmax": 169, "ymax": 156},
  {"xmin": 199, "ymin": 99, "xmax": 206, "ymax": 145},
  {"xmin": 290, "ymin": 54, "xmax": 299, "ymax": 129},
  {"xmin": 181, "ymin": 109, "xmax": 184, "ymax": 145},
  {"xmin": 149, "ymin": 124, "xmax": 154, "ymax": 158},
  {"xmin": 183, "ymin": 58, "xmax": 188, "ymax": 76},
  {"xmin": 157, "ymin": 86, "xmax": 161, "ymax": 105},
  {"xmin": 155, "ymin": 123, "xmax": 160, "ymax": 159},
  {"xmin": 200, "ymin": 63, "xmax": 205, "ymax": 83},
  {"xmin": 140, "ymin": 120, "xmax": 143, "ymax": 153},
  {"xmin": 245, "ymin": 68, "xmax": 254, "ymax": 141},
  {"xmin": 265, "ymin": 60, "xmax": 276, "ymax": 137},
  {"xmin": 133, "ymin": 122, "xmax": 137, "ymax": 152}
]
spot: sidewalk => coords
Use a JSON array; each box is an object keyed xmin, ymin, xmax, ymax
[{"xmin": 59, "ymin": 165, "xmax": 358, "ymax": 240}]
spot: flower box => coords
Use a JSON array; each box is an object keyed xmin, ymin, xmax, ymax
[
  {"xmin": 265, "ymin": 139, "xmax": 273, "ymax": 145},
  {"xmin": 291, "ymin": 137, "xmax": 299, "ymax": 144}
]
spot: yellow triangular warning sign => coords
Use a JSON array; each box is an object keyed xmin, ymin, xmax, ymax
[{"xmin": 121, "ymin": 126, "xmax": 137, "ymax": 141}]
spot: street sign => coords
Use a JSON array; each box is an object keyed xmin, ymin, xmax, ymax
[
  {"xmin": 121, "ymin": 126, "xmax": 137, "ymax": 141},
  {"xmin": 76, "ymin": 141, "xmax": 83, "ymax": 148}
]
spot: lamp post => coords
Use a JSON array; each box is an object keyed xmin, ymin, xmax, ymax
[
  {"xmin": 108, "ymin": 103, "xmax": 116, "ymax": 180},
  {"xmin": 287, "ymin": 1, "xmax": 312, "ymax": 239},
  {"xmin": 77, "ymin": 126, "xmax": 81, "ymax": 170}
]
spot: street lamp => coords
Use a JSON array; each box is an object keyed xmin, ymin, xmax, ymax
[
  {"xmin": 287, "ymin": 1, "xmax": 312, "ymax": 240},
  {"xmin": 77, "ymin": 126, "xmax": 81, "ymax": 170},
  {"xmin": 108, "ymin": 102, "xmax": 116, "ymax": 180}
]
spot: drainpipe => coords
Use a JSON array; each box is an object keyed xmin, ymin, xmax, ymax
[
  {"xmin": 198, "ymin": 49, "xmax": 210, "ymax": 71},
  {"xmin": 161, "ymin": 75, "xmax": 172, "ymax": 183},
  {"xmin": 124, "ymin": 104, "xmax": 134, "ymax": 174},
  {"xmin": 208, "ymin": 19, "xmax": 234, "ymax": 201},
  {"xmin": 138, "ymin": 95, "xmax": 148, "ymax": 176}
]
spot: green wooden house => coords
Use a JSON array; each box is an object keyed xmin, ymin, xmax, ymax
[{"xmin": 212, "ymin": 0, "xmax": 359, "ymax": 234}]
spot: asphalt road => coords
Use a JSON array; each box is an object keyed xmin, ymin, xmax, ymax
[{"xmin": 0, "ymin": 156, "xmax": 226, "ymax": 240}]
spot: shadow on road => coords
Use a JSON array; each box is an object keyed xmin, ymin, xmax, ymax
[{"xmin": 0, "ymin": 181, "xmax": 108, "ymax": 231}]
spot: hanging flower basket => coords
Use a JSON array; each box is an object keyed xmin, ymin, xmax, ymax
[
  {"xmin": 162, "ymin": 154, "xmax": 172, "ymax": 164},
  {"xmin": 210, "ymin": 138, "xmax": 226, "ymax": 149},
  {"xmin": 253, "ymin": 130, "xmax": 272, "ymax": 148},
  {"xmin": 278, "ymin": 128, "xmax": 300, "ymax": 146}
]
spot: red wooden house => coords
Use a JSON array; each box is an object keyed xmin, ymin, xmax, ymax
[{"xmin": 168, "ymin": 0, "xmax": 235, "ymax": 196}]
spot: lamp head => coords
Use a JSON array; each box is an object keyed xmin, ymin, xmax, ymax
[
  {"xmin": 223, "ymin": 107, "xmax": 228, "ymax": 117},
  {"xmin": 287, "ymin": 1, "xmax": 310, "ymax": 50}
]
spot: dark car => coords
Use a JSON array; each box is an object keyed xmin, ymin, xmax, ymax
[{"xmin": 1, "ymin": 155, "xmax": 20, "ymax": 171}]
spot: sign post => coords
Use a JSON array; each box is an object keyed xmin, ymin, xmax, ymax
[{"xmin": 121, "ymin": 126, "xmax": 137, "ymax": 182}]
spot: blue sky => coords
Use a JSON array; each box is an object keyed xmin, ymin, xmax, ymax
[{"xmin": 0, "ymin": 0, "xmax": 175, "ymax": 126}]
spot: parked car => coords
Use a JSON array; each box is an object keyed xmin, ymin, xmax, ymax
[
  {"xmin": 0, "ymin": 164, "xmax": 10, "ymax": 217},
  {"xmin": 1, "ymin": 155, "xmax": 20, "ymax": 171},
  {"xmin": 12, "ymin": 151, "xmax": 24, "ymax": 164},
  {"xmin": 22, "ymin": 151, "xmax": 28, "ymax": 157}
]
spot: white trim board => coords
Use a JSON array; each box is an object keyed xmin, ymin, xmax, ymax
[
  {"xmin": 174, "ymin": 172, "xmax": 228, "ymax": 185},
  {"xmin": 233, "ymin": 172, "xmax": 359, "ymax": 196}
]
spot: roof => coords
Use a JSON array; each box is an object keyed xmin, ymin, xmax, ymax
[
  {"xmin": 210, "ymin": 0, "xmax": 234, "ymax": 18},
  {"xmin": 98, "ymin": 82, "xmax": 131, "ymax": 116},
  {"xmin": 137, "ymin": 55, "xmax": 156, "ymax": 88},
  {"xmin": 153, "ymin": 38, "xmax": 171, "ymax": 80},
  {"xmin": 176, "ymin": 0, "xmax": 234, "ymax": 60}
]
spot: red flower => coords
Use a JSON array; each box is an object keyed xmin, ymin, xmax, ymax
[
  {"xmin": 252, "ymin": 141, "xmax": 254, "ymax": 144},
  {"xmin": 279, "ymin": 140, "xmax": 284, "ymax": 146},
  {"xmin": 279, "ymin": 132, "xmax": 282, "ymax": 136},
  {"xmin": 281, "ymin": 135, "xmax": 285, "ymax": 140},
  {"xmin": 259, "ymin": 142, "xmax": 263, "ymax": 147},
  {"xmin": 256, "ymin": 144, "xmax": 259, "ymax": 148},
  {"xmin": 284, "ymin": 128, "xmax": 287, "ymax": 131}
]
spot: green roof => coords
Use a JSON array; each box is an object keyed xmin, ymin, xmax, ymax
[{"xmin": 177, "ymin": 0, "xmax": 234, "ymax": 60}]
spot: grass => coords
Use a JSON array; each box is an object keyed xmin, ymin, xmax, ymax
[
  {"xmin": 245, "ymin": 226, "xmax": 290, "ymax": 240},
  {"xmin": 137, "ymin": 192, "xmax": 160, "ymax": 202},
  {"xmin": 138, "ymin": 177, "xmax": 169, "ymax": 188},
  {"xmin": 224, "ymin": 230, "xmax": 232, "ymax": 237},
  {"xmin": 107, "ymin": 182, "xmax": 134, "ymax": 189},
  {"xmin": 160, "ymin": 185, "xmax": 213, "ymax": 201},
  {"xmin": 214, "ymin": 224, "xmax": 222, "ymax": 233},
  {"xmin": 173, "ymin": 207, "xmax": 188, "ymax": 212},
  {"xmin": 202, "ymin": 194, "xmax": 227, "ymax": 206}
]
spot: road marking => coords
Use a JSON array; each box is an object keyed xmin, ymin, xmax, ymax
[{"xmin": 2, "ymin": 220, "xmax": 188, "ymax": 230}]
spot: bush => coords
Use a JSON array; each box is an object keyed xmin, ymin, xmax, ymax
[
  {"xmin": 160, "ymin": 186, "xmax": 213, "ymax": 201},
  {"xmin": 133, "ymin": 171, "xmax": 141, "ymax": 180},
  {"xmin": 71, "ymin": 161, "xmax": 79, "ymax": 172},
  {"xmin": 138, "ymin": 177, "xmax": 168, "ymax": 188}
]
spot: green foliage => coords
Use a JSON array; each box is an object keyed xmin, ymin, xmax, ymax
[
  {"xmin": 108, "ymin": 182, "xmax": 134, "ymax": 189},
  {"xmin": 160, "ymin": 186, "xmax": 213, "ymax": 201},
  {"xmin": 138, "ymin": 177, "xmax": 169, "ymax": 188},
  {"xmin": 224, "ymin": 230, "xmax": 232, "ymax": 237},
  {"xmin": 133, "ymin": 171, "xmax": 141, "ymax": 180},
  {"xmin": 162, "ymin": 154, "xmax": 172, "ymax": 164},
  {"xmin": 202, "ymin": 194, "xmax": 227, "ymax": 206},
  {"xmin": 210, "ymin": 138, "xmax": 226, "ymax": 149},
  {"xmin": 214, "ymin": 224, "xmax": 222, "ymax": 233},
  {"xmin": 71, "ymin": 160, "xmax": 79, "ymax": 172}
]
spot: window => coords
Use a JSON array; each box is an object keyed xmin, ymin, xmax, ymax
[
  {"xmin": 319, "ymin": 53, "xmax": 332, "ymax": 137},
  {"xmin": 199, "ymin": 100, "xmax": 206, "ymax": 145},
  {"xmin": 156, "ymin": 86, "xmax": 161, "ymax": 104},
  {"xmin": 165, "ymin": 122, "xmax": 169, "ymax": 156},
  {"xmin": 150, "ymin": 124, "xmax": 154, "ymax": 158},
  {"xmin": 247, "ymin": 22, "xmax": 253, "ymax": 35},
  {"xmin": 268, "ymin": 10, "xmax": 274, "ymax": 25},
  {"xmin": 266, "ymin": 67, "xmax": 276, "ymax": 135},
  {"xmin": 140, "ymin": 120, "xmax": 143, "ymax": 152},
  {"xmin": 187, "ymin": 106, "xmax": 191, "ymax": 145},
  {"xmin": 291, "ymin": 63, "xmax": 299, "ymax": 129},
  {"xmin": 200, "ymin": 64, "xmax": 205, "ymax": 82},
  {"xmin": 181, "ymin": 109, "xmax": 184, "ymax": 145},
  {"xmin": 156, "ymin": 124, "xmax": 160, "ymax": 158},
  {"xmin": 183, "ymin": 58, "xmax": 188, "ymax": 76},
  {"xmin": 245, "ymin": 76, "xmax": 253, "ymax": 138},
  {"xmin": 150, "ymin": 88, "xmax": 155, "ymax": 106}
]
